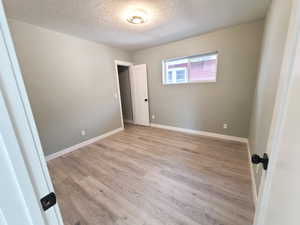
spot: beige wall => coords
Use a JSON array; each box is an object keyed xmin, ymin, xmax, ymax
[
  {"xmin": 248, "ymin": 0, "xmax": 292, "ymax": 191},
  {"xmin": 133, "ymin": 21, "xmax": 264, "ymax": 138},
  {"xmin": 9, "ymin": 20, "xmax": 131, "ymax": 156}
]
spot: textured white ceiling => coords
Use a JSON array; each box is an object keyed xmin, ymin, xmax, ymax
[{"xmin": 4, "ymin": 0, "xmax": 270, "ymax": 51}]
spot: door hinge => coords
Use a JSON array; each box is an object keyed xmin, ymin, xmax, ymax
[{"xmin": 40, "ymin": 192, "xmax": 56, "ymax": 211}]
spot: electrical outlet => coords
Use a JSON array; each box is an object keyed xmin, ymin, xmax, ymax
[
  {"xmin": 81, "ymin": 130, "xmax": 86, "ymax": 136},
  {"xmin": 152, "ymin": 115, "xmax": 155, "ymax": 120},
  {"xmin": 223, "ymin": 123, "xmax": 228, "ymax": 129}
]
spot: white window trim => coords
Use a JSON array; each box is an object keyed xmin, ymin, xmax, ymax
[{"xmin": 162, "ymin": 51, "xmax": 219, "ymax": 85}]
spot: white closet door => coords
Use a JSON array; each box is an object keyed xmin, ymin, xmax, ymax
[{"xmin": 131, "ymin": 64, "xmax": 150, "ymax": 126}]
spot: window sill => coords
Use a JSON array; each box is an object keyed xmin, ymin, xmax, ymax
[{"xmin": 162, "ymin": 80, "xmax": 217, "ymax": 86}]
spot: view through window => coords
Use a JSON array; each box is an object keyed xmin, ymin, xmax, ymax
[{"xmin": 163, "ymin": 52, "xmax": 218, "ymax": 84}]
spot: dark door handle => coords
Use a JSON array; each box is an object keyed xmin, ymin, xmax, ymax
[
  {"xmin": 40, "ymin": 192, "xmax": 57, "ymax": 211},
  {"xmin": 252, "ymin": 153, "xmax": 269, "ymax": 170},
  {"xmin": 144, "ymin": 99, "xmax": 148, "ymax": 102}
]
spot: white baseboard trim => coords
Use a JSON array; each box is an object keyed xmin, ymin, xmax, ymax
[
  {"xmin": 246, "ymin": 141, "xmax": 258, "ymax": 207},
  {"xmin": 46, "ymin": 127, "xmax": 124, "ymax": 161},
  {"xmin": 124, "ymin": 119, "xmax": 134, "ymax": 124},
  {"xmin": 150, "ymin": 123, "xmax": 248, "ymax": 143}
]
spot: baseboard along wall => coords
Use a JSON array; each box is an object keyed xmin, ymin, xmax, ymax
[
  {"xmin": 246, "ymin": 141, "xmax": 258, "ymax": 207},
  {"xmin": 45, "ymin": 127, "xmax": 124, "ymax": 161},
  {"xmin": 150, "ymin": 123, "xmax": 248, "ymax": 143}
]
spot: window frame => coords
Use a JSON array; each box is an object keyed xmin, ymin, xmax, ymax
[
  {"xmin": 162, "ymin": 51, "xmax": 219, "ymax": 85},
  {"xmin": 166, "ymin": 67, "xmax": 188, "ymax": 84}
]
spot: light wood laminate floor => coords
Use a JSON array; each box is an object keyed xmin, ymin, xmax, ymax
[{"xmin": 48, "ymin": 124, "xmax": 254, "ymax": 225}]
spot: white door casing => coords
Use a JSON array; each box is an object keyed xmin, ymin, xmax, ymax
[
  {"xmin": 115, "ymin": 60, "xmax": 134, "ymax": 127},
  {"xmin": 0, "ymin": 1, "xmax": 63, "ymax": 225},
  {"xmin": 131, "ymin": 64, "xmax": 150, "ymax": 126}
]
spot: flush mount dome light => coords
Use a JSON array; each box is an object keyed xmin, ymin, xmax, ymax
[{"xmin": 127, "ymin": 9, "xmax": 148, "ymax": 24}]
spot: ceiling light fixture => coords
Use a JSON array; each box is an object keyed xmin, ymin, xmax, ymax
[{"xmin": 126, "ymin": 9, "xmax": 148, "ymax": 24}]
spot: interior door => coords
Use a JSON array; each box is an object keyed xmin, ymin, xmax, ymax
[
  {"xmin": 0, "ymin": 2, "xmax": 63, "ymax": 224},
  {"xmin": 0, "ymin": 90, "xmax": 47, "ymax": 225},
  {"xmin": 131, "ymin": 64, "xmax": 150, "ymax": 126},
  {"xmin": 254, "ymin": 1, "xmax": 300, "ymax": 224}
]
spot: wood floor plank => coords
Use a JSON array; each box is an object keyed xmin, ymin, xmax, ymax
[{"xmin": 48, "ymin": 124, "xmax": 254, "ymax": 225}]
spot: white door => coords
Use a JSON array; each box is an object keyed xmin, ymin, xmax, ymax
[
  {"xmin": 254, "ymin": 1, "xmax": 300, "ymax": 224},
  {"xmin": 131, "ymin": 64, "xmax": 150, "ymax": 126},
  {"xmin": 0, "ymin": 90, "xmax": 47, "ymax": 225},
  {"xmin": 0, "ymin": 1, "xmax": 63, "ymax": 225}
]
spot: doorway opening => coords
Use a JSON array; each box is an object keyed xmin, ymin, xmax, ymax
[
  {"xmin": 115, "ymin": 61, "xmax": 150, "ymax": 128},
  {"xmin": 117, "ymin": 65, "xmax": 134, "ymax": 127}
]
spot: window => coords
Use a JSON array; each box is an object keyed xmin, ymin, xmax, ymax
[
  {"xmin": 163, "ymin": 52, "xmax": 218, "ymax": 84},
  {"xmin": 166, "ymin": 67, "xmax": 187, "ymax": 83}
]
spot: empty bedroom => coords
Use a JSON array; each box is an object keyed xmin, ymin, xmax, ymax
[{"xmin": 1, "ymin": 0, "xmax": 297, "ymax": 225}]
